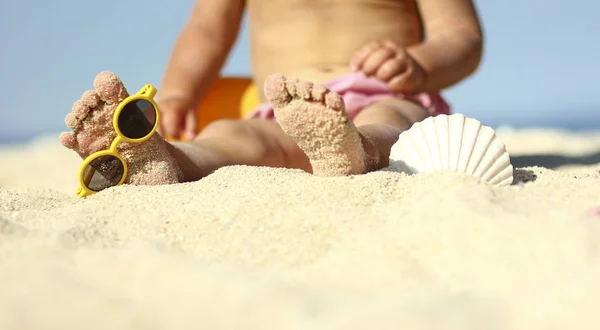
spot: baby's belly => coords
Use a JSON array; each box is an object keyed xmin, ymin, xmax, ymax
[{"xmin": 248, "ymin": 0, "xmax": 423, "ymax": 102}]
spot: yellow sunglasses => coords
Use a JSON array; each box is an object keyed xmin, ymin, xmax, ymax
[{"xmin": 76, "ymin": 84, "xmax": 160, "ymax": 198}]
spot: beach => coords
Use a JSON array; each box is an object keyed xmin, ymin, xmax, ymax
[{"xmin": 1, "ymin": 127, "xmax": 600, "ymax": 330}]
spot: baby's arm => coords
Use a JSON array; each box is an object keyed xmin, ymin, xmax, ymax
[
  {"xmin": 158, "ymin": 0, "xmax": 245, "ymax": 139},
  {"xmin": 160, "ymin": 0, "xmax": 245, "ymax": 102},
  {"xmin": 408, "ymin": 0, "xmax": 483, "ymax": 92}
]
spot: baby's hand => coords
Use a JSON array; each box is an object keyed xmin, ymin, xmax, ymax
[
  {"xmin": 157, "ymin": 96, "xmax": 198, "ymax": 141},
  {"xmin": 350, "ymin": 40, "xmax": 426, "ymax": 92}
]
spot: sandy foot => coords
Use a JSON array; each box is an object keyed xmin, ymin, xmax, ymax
[
  {"xmin": 264, "ymin": 74, "xmax": 370, "ymax": 176},
  {"xmin": 59, "ymin": 71, "xmax": 182, "ymax": 186}
]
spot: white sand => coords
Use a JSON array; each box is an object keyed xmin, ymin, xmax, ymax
[{"xmin": 1, "ymin": 129, "xmax": 600, "ymax": 330}]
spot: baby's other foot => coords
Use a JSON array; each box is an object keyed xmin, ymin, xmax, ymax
[
  {"xmin": 264, "ymin": 73, "xmax": 372, "ymax": 176},
  {"xmin": 60, "ymin": 71, "xmax": 182, "ymax": 186}
]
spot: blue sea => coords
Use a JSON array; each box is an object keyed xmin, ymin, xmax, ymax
[{"xmin": 1, "ymin": 113, "xmax": 599, "ymax": 146}]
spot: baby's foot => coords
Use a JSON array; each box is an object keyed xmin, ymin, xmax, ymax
[
  {"xmin": 264, "ymin": 74, "xmax": 373, "ymax": 176},
  {"xmin": 59, "ymin": 71, "xmax": 182, "ymax": 186}
]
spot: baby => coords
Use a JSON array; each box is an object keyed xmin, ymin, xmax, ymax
[{"xmin": 59, "ymin": 0, "xmax": 483, "ymax": 185}]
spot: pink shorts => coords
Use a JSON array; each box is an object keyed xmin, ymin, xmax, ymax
[{"xmin": 247, "ymin": 72, "xmax": 451, "ymax": 119}]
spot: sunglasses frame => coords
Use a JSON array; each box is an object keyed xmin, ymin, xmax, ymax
[{"xmin": 76, "ymin": 84, "xmax": 159, "ymax": 198}]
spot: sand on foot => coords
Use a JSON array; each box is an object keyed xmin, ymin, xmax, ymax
[
  {"xmin": 59, "ymin": 71, "xmax": 182, "ymax": 186},
  {"xmin": 265, "ymin": 73, "xmax": 374, "ymax": 176}
]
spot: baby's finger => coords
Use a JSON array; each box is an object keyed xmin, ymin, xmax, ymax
[
  {"xmin": 157, "ymin": 117, "xmax": 173, "ymax": 140},
  {"xmin": 360, "ymin": 47, "xmax": 396, "ymax": 76},
  {"xmin": 184, "ymin": 110, "xmax": 198, "ymax": 141},
  {"xmin": 157, "ymin": 117, "xmax": 165, "ymax": 137},
  {"xmin": 388, "ymin": 74, "xmax": 408, "ymax": 92},
  {"xmin": 380, "ymin": 39, "xmax": 399, "ymax": 49},
  {"xmin": 350, "ymin": 41, "xmax": 382, "ymax": 70},
  {"xmin": 161, "ymin": 111, "xmax": 185, "ymax": 140},
  {"xmin": 375, "ymin": 57, "xmax": 408, "ymax": 82},
  {"xmin": 388, "ymin": 68, "xmax": 417, "ymax": 92}
]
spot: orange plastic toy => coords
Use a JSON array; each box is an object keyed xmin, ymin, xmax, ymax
[{"xmin": 166, "ymin": 76, "xmax": 261, "ymax": 142}]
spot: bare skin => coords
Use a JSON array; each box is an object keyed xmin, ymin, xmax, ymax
[
  {"xmin": 60, "ymin": 71, "xmax": 408, "ymax": 183},
  {"xmin": 61, "ymin": 0, "xmax": 483, "ymax": 186},
  {"xmin": 158, "ymin": 0, "xmax": 482, "ymax": 139}
]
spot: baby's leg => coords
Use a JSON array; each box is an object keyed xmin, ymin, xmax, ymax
[
  {"xmin": 60, "ymin": 71, "xmax": 310, "ymax": 185},
  {"xmin": 264, "ymin": 74, "xmax": 428, "ymax": 175},
  {"xmin": 352, "ymin": 98, "xmax": 430, "ymax": 169},
  {"xmin": 169, "ymin": 118, "xmax": 311, "ymax": 181}
]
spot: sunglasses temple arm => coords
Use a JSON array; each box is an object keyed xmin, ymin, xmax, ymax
[{"xmin": 140, "ymin": 84, "xmax": 157, "ymax": 99}]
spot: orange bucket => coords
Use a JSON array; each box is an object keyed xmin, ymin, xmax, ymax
[{"xmin": 166, "ymin": 76, "xmax": 261, "ymax": 142}]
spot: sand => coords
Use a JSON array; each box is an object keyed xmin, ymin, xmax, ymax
[{"xmin": 1, "ymin": 128, "xmax": 600, "ymax": 330}]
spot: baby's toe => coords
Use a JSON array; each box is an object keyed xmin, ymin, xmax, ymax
[
  {"xmin": 264, "ymin": 73, "xmax": 291, "ymax": 107},
  {"xmin": 80, "ymin": 90, "xmax": 100, "ymax": 108},
  {"xmin": 295, "ymin": 81, "xmax": 314, "ymax": 100},
  {"xmin": 65, "ymin": 104, "xmax": 84, "ymax": 129},
  {"xmin": 325, "ymin": 91, "xmax": 344, "ymax": 111},
  {"xmin": 94, "ymin": 71, "xmax": 128, "ymax": 104},
  {"xmin": 310, "ymin": 84, "xmax": 328, "ymax": 102},
  {"xmin": 59, "ymin": 131, "xmax": 77, "ymax": 149}
]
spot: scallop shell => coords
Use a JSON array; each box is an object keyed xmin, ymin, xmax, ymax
[{"xmin": 389, "ymin": 114, "xmax": 513, "ymax": 186}]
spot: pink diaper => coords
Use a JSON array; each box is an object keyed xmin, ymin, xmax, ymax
[{"xmin": 247, "ymin": 72, "xmax": 451, "ymax": 120}]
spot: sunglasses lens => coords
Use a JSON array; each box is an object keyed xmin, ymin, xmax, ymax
[
  {"xmin": 82, "ymin": 155, "xmax": 125, "ymax": 192},
  {"xmin": 117, "ymin": 99, "xmax": 157, "ymax": 139}
]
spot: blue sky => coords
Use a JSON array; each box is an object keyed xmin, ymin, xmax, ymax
[{"xmin": 1, "ymin": 0, "xmax": 599, "ymax": 143}]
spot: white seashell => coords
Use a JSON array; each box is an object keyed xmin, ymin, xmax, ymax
[{"xmin": 389, "ymin": 114, "xmax": 513, "ymax": 186}]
